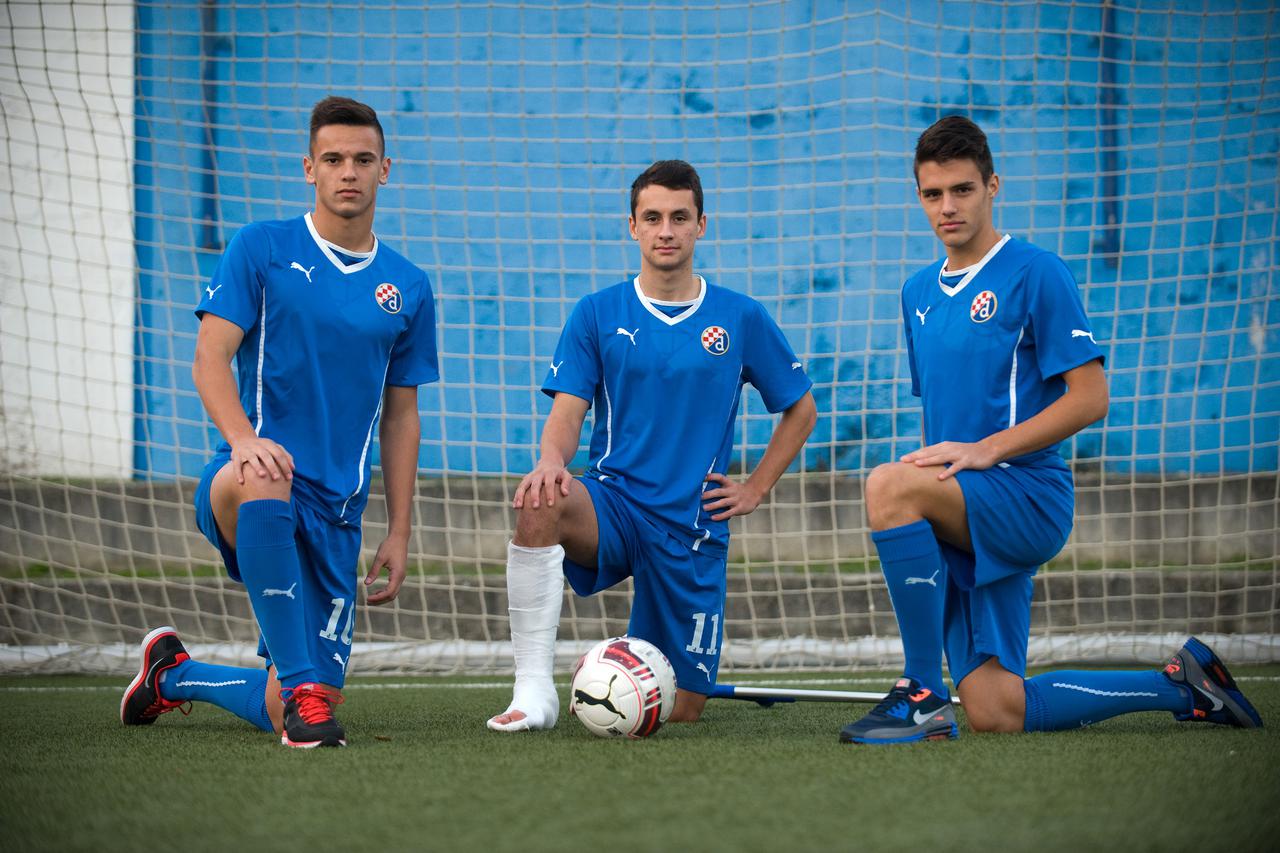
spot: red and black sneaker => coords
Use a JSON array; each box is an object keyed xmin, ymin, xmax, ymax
[
  {"xmin": 281, "ymin": 683, "xmax": 347, "ymax": 748},
  {"xmin": 120, "ymin": 626, "xmax": 191, "ymax": 725}
]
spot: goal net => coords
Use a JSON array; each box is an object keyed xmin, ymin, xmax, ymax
[{"xmin": 2, "ymin": 0, "xmax": 1276, "ymax": 675}]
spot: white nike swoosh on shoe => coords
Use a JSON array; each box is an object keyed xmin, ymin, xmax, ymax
[
  {"xmin": 1197, "ymin": 683, "xmax": 1225, "ymax": 712},
  {"xmin": 145, "ymin": 652, "xmax": 167, "ymax": 685},
  {"xmin": 912, "ymin": 708, "xmax": 940, "ymax": 725}
]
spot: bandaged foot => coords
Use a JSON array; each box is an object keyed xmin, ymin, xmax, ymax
[
  {"xmin": 487, "ymin": 676, "xmax": 560, "ymax": 731},
  {"xmin": 487, "ymin": 541, "xmax": 564, "ymax": 733}
]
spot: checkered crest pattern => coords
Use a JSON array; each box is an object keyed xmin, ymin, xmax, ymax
[
  {"xmin": 375, "ymin": 282, "xmax": 402, "ymax": 314},
  {"xmin": 701, "ymin": 325, "xmax": 729, "ymax": 355},
  {"xmin": 969, "ymin": 289, "xmax": 997, "ymax": 323}
]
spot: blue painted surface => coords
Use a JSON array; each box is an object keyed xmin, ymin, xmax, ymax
[{"xmin": 134, "ymin": 0, "xmax": 1279, "ymax": 478}]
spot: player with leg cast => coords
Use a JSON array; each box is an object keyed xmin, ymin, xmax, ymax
[
  {"xmin": 488, "ymin": 160, "xmax": 817, "ymax": 731},
  {"xmin": 121, "ymin": 97, "xmax": 439, "ymax": 748},
  {"xmin": 840, "ymin": 116, "xmax": 1262, "ymax": 744}
]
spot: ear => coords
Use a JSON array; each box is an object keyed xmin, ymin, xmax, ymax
[
  {"xmin": 303, "ymin": 155, "xmax": 315, "ymax": 185},
  {"xmin": 628, "ymin": 215, "xmax": 639, "ymax": 241},
  {"xmin": 988, "ymin": 173, "xmax": 1000, "ymax": 199},
  {"xmin": 380, "ymin": 157, "xmax": 391, "ymax": 185},
  {"xmin": 696, "ymin": 214, "xmax": 707, "ymax": 239}
]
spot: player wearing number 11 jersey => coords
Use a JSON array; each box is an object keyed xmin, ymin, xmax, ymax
[
  {"xmin": 121, "ymin": 97, "xmax": 438, "ymax": 747},
  {"xmin": 488, "ymin": 160, "xmax": 816, "ymax": 731}
]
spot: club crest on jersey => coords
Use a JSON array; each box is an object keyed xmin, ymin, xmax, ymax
[
  {"xmin": 701, "ymin": 325, "xmax": 729, "ymax": 355},
  {"xmin": 970, "ymin": 290, "xmax": 997, "ymax": 323},
  {"xmin": 375, "ymin": 282, "xmax": 402, "ymax": 314}
]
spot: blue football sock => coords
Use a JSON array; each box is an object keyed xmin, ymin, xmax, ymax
[
  {"xmin": 160, "ymin": 660, "xmax": 274, "ymax": 733},
  {"xmin": 236, "ymin": 499, "xmax": 316, "ymax": 688},
  {"xmin": 873, "ymin": 519, "xmax": 948, "ymax": 698},
  {"xmin": 1024, "ymin": 669, "xmax": 1191, "ymax": 732}
]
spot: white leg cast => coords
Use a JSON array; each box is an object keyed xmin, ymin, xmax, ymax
[{"xmin": 487, "ymin": 541, "xmax": 565, "ymax": 732}]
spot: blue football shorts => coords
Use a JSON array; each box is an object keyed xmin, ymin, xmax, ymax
[
  {"xmin": 939, "ymin": 462, "xmax": 1074, "ymax": 685},
  {"xmin": 194, "ymin": 453, "xmax": 361, "ymax": 688},
  {"xmin": 562, "ymin": 477, "xmax": 728, "ymax": 695}
]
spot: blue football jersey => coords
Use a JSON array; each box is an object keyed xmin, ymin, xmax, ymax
[
  {"xmin": 901, "ymin": 235, "xmax": 1104, "ymax": 467},
  {"xmin": 195, "ymin": 213, "xmax": 439, "ymax": 524},
  {"xmin": 545, "ymin": 276, "xmax": 812, "ymax": 556}
]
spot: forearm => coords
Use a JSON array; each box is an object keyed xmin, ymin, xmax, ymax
[
  {"xmin": 379, "ymin": 397, "xmax": 421, "ymax": 537},
  {"xmin": 538, "ymin": 411, "xmax": 584, "ymax": 469},
  {"xmin": 745, "ymin": 393, "xmax": 817, "ymax": 497},
  {"xmin": 192, "ymin": 354, "xmax": 256, "ymax": 445},
  {"xmin": 980, "ymin": 363, "xmax": 1108, "ymax": 463}
]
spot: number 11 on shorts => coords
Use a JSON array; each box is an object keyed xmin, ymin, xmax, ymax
[{"xmin": 685, "ymin": 611, "xmax": 719, "ymax": 655}]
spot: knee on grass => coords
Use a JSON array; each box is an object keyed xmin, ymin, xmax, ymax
[
  {"xmin": 668, "ymin": 690, "xmax": 707, "ymax": 723},
  {"xmin": 962, "ymin": 696, "xmax": 1026, "ymax": 733}
]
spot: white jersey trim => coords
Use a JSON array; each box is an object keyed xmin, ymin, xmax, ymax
[
  {"xmin": 633, "ymin": 275, "xmax": 706, "ymax": 326},
  {"xmin": 595, "ymin": 378, "xmax": 615, "ymax": 480},
  {"xmin": 1008, "ymin": 326, "xmax": 1025, "ymax": 428},
  {"xmin": 253, "ymin": 294, "xmax": 267, "ymax": 435},
  {"xmin": 691, "ymin": 456, "xmax": 719, "ymax": 552},
  {"xmin": 938, "ymin": 234, "xmax": 1011, "ymax": 297},
  {"xmin": 305, "ymin": 211, "xmax": 378, "ymax": 275},
  {"xmin": 691, "ymin": 369, "xmax": 743, "ymax": 550},
  {"xmin": 340, "ymin": 360, "xmax": 390, "ymax": 522}
]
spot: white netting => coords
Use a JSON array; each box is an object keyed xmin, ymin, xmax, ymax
[{"xmin": 2, "ymin": 0, "xmax": 1277, "ymax": 674}]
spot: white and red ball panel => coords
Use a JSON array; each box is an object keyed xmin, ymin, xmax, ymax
[{"xmin": 569, "ymin": 636, "xmax": 677, "ymax": 739}]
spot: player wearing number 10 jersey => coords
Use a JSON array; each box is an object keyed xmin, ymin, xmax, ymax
[
  {"xmin": 120, "ymin": 97, "xmax": 439, "ymax": 748},
  {"xmin": 488, "ymin": 160, "xmax": 817, "ymax": 731}
]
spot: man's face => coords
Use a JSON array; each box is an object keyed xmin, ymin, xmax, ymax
[
  {"xmin": 629, "ymin": 184, "xmax": 706, "ymax": 272},
  {"xmin": 915, "ymin": 158, "xmax": 999, "ymax": 258},
  {"xmin": 304, "ymin": 124, "xmax": 389, "ymax": 220}
]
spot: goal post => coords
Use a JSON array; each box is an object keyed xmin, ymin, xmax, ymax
[{"xmin": 2, "ymin": 0, "xmax": 1276, "ymax": 675}]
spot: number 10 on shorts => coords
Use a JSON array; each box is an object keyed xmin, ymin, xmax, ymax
[
  {"xmin": 685, "ymin": 611, "xmax": 719, "ymax": 655},
  {"xmin": 319, "ymin": 597, "xmax": 353, "ymax": 645}
]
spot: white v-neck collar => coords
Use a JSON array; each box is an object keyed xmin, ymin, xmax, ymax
[
  {"xmin": 633, "ymin": 275, "xmax": 706, "ymax": 326},
  {"xmin": 305, "ymin": 211, "xmax": 378, "ymax": 275},
  {"xmin": 938, "ymin": 234, "xmax": 1011, "ymax": 297}
]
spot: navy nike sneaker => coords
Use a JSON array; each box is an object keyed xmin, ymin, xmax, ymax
[
  {"xmin": 121, "ymin": 626, "xmax": 191, "ymax": 725},
  {"xmin": 1163, "ymin": 637, "xmax": 1262, "ymax": 728},
  {"xmin": 839, "ymin": 676, "xmax": 958, "ymax": 744}
]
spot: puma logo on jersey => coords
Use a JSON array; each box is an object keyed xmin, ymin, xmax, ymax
[
  {"xmin": 1072, "ymin": 329, "xmax": 1096, "ymax": 343},
  {"xmin": 905, "ymin": 570, "xmax": 939, "ymax": 587},
  {"xmin": 616, "ymin": 327, "xmax": 639, "ymax": 346},
  {"xmin": 333, "ymin": 653, "xmax": 347, "ymax": 673},
  {"xmin": 791, "ymin": 362, "xmax": 803, "ymax": 370},
  {"xmin": 696, "ymin": 662, "xmax": 712, "ymax": 681},
  {"xmin": 916, "ymin": 306, "xmax": 931, "ymax": 325},
  {"xmin": 262, "ymin": 583, "xmax": 297, "ymax": 599},
  {"xmin": 290, "ymin": 261, "xmax": 315, "ymax": 283},
  {"xmin": 549, "ymin": 360, "xmax": 563, "ymax": 377},
  {"xmin": 205, "ymin": 284, "xmax": 223, "ymax": 300}
]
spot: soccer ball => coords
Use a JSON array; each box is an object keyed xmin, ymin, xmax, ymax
[{"xmin": 569, "ymin": 636, "xmax": 677, "ymax": 739}]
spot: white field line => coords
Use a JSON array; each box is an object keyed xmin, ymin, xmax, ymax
[{"xmin": 5, "ymin": 675, "xmax": 1279, "ymax": 694}]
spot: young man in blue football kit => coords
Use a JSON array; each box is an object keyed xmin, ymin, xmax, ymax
[
  {"xmin": 488, "ymin": 160, "xmax": 817, "ymax": 731},
  {"xmin": 121, "ymin": 97, "xmax": 439, "ymax": 747},
  {"xmin": 841, "ymin": 116, "xmax": 1262, "ymax": 744}
]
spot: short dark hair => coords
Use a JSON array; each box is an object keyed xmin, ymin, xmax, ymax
[
  {"xmin": 309, "ymin": 96, "xmax": 385, "ymax": 155},
  {"xmin": 914, "ymin": 115, "xmax": 994, "ymax": 184},
  {"xmin": 630, "ymin": 160, "xmax": 704, "ymax": 219}
]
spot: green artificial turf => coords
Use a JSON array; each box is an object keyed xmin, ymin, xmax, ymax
[{"xmin": 2, "ymin": 670, "xmax": 1278, "ymax": 852}]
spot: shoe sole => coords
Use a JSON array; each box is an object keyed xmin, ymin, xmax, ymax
[
  {"xmin": 1182, "ymin": 637, "xmax": 1263, "ymax": 728},
  {"xmin": 839, "ymin": 723, "xmax": 959, "ymax": 745},
  {"xmin": 281, "ymin": 735, "xmax": 347, "ymax": 748},
  {"xmin": 120, "ymin": 625, "xmax": 179, "ymax": 725}
]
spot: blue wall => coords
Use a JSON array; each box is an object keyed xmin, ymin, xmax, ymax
[{"xmin": 134, "ymin": 0, "xmax": 1279, "ymax": 478}]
